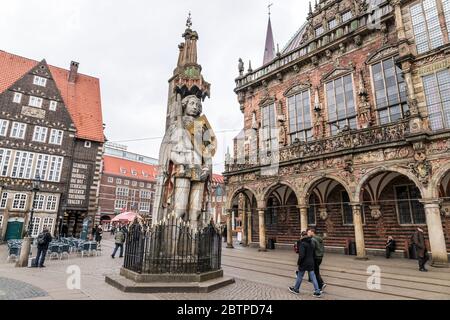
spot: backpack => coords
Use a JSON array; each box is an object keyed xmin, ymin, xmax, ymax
[{"xmin": 37, "ymin": 233, "xmax": 46, "ymax": 245}]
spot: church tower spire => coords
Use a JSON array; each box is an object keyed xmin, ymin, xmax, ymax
[{"xmin": 263, "ymin": 4, "xmax": 275, "ymax": 65}]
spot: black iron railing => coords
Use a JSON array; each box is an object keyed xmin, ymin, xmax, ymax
[{"xmin": 123, "ymin": 216, "xmax": 222, "ymax": 274}]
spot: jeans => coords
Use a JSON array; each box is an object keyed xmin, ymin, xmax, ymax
[
  {"xmin": 294, "ymin": 270, "xmax": 321, "ymax": 293},
  {"xmin": 314, "ymin": 258, "xmax": 324, "ymax": 289},
  {"xmin": 34, "ymin": 247, "xmax": 47, "ymax": 267},
  {"xmin": 418, "ymin": 252, "xmax": 429, "ymax": 269},
  {"xmin": 112, "ymin": 243, "xmax": 124, "ymax": 258}
]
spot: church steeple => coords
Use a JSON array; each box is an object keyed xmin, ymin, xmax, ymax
[{"xmin": 263, "ymin": 6, "xmax": 275, "ymax": 65}]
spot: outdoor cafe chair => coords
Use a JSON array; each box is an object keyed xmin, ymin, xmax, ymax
[
  {"xmin": 7, "ymin": 246, "xmax": 21, "ymax": 263},
  {"xmin": 60, "ymin": 244, "xmax": 70, "ymax": 260},
  {"xmin": 48, "ymin": 245, "xmax": 61, "ymax": 260}
]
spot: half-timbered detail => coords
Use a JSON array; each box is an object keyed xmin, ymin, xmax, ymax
[{"xmin": 225, "ymin": 0, "xmax": 450, "ymax": 267}]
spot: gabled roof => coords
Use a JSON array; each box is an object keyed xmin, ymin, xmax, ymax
[
  {"xmin": 282, "ymin": 22, "xmax": 308, "ymax": 54},
  {"xmin": 103, "ymin": 155, "xmax": 158, "ymax": 182},
  {"xmin": 0, "ymin": 50, "xmax": 104, "ymax": 142}
]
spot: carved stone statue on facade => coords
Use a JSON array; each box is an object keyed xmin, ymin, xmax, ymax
[
  {"xmin": 357, "ymin": 70, "xmax": 372, "ymax": 128},
  {"xmin": 238, "ymin": 58, "xmax": 244, "ymax": 76}
]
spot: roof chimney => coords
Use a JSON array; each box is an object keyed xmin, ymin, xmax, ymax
[{"xmin": 68, "ymin": 61, "xmax": 79, "ymax": 83}]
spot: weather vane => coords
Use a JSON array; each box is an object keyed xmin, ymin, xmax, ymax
[
  {"xmin": 186, "ymin": 11, "xmax": 192, "ymax": 29},
  {"xmin": 268, "ymin": 2, "xmax": 273, "ymax": 16}
]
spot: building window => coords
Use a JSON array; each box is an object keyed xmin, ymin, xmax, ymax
[
  {"xmin": 423, "ymin": 69, "xmax": 450, "ymax": 130},
  {"xmin": 410, "ymin": 0, "xmax": 444, "ymax": 54},
  {"xmin": 0, "ymin": 215, "xmax": 3, "ymax": 229},
  {"xmin": 84, "ymin": 141, "xmax": 91, "ymax": 148},
  {"xmin": 47, "ymin": 156, "xmax": 63, "ymax": 182},
  {"xmin": 147, "ymin": 183, "xmax": 152, "ymax": 189},
  {"xmin": 287, "ymin": 90, "xmax": 312, "ymax": 142},
  {"xmin": 328, "ymin": 19, "xmax": 337, "ymax": 29},
  {"xmin": 326, "ymin": 74, "xmax": 357, "ymax": 135},
  {"xmin": 10, "ymin": 122, "xmax": 27, "ymax": 139},
  {"xmin": 0, "ymin": 149, "xmax": 12, "ymax": 177},
  {"xmin": 11, "ymin": 151, "xmax": 34, "ymax": 179},
  {"xmin": 371, "ymin": 56, "xmax": 408, "ymax": 125},
  {"xmin": 12, "ymin": 193, "xmax": 27, "ymax": 210},
  {"xmin": 341, "ymin": 191, "xmax": 353, "ymax": 225},
  {"xmin": 13, "ymin": 92, "xmax": 22, "ymax": 104},
  {"xmin": 395, "ymin": 185, "xmax": 425, "ymax": 224},
  {"xmin": 45, "ymin": 195, "xmax": 58, "ymax": 211},
  {"xmin": 49, "ymin": 129, "xmax": 63, "ymax": 145},
  {"xmin": 131, "ymin": 169, "xmax": 137, "ymax": 176},
  {"xmin": 0, "ymin": 119, "xmax": 9, "ymax": 136},
  {"xmin": 34, "ymin": 154, "xmax": 50, "ymax": 181},
  {"xmin": 33, "ymin": 76, "xmax": 47, "ymax": 87},
  {"xmin": 139, "ymin": 202, "xmax": 150, "ymax": 212},
  {"xmin": 29, "ymin": 96, "xmax": 43, "ymax": 108},
  {"xmin": 315, "ymin": 26, "xmax": 324, "ymax": 37},
  {"xmin": 120, "ymin": 167, "xmax": 127, "ymax": 174},
  {"xmin": 342, "ymin": 11, "xmax": 352, "ymax": 22},
  {"xmin": 444, "ymin": 0, "xmax": 450, "ymax": 34},
  {"xmin": 33, "ymin": 194, "xmax": 45, "ymax": 210},
  {"xmin": 32, "ymin": 126, "xmax": 48, "ymax": 143},
  {"xmin": 132, "ymin": 181, "xmax": 137, "ymax": 187},
  {"xmin": 139, "ymin": 182, "xmax": 144, "ymax": 188},
  {"xmin": 116, "ymin": 187, "xmax": 129, "ymax": 197},
  {"xmin": 115, "ymin": 199, "xmax": 127, "ymax": 210},
  {"xmin": 41, "ymin": 217, "xmax": 54, "ymax": 234},
  {"xmin": 49, "ymin": 101, "xmax": 57, "ymax": 111},
  {"xmin": 107, "ymin": 177, "xmax": 113, "ymax": 183},
  {"xmin": 0, "ymin": 192, "xmax": 8, "ymax": 208},
  {"xmin": 261, "ymin": 103, "xmax": 277, "ymax": 150},
  {"xmin": 124, "ymin": 180, "xmax": 130, "ymax": 186},
  {"xmin": 140, "ymin": 190, "xmax": 151, "ymax": 199},
  {"xmin": 307, "ymin": 195, "xmax": 317, "ymax": 226},
  {"xmin": 31, "ymin": 217, "xmax": 41, "ymax": 237},
  {"xmin": 116, "ymin": 178, "xmax": 122, "ymax": 184}
]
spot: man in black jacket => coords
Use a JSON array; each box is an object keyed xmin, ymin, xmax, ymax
[
  {"xmin": 289, "ymin": 231, "xmax": 322, "ymax": 297},
  {"xmin": 33, "ymin": 227, "xmax": 52, "ymax": 268}
]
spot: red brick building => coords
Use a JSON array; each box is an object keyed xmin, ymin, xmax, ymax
[{"xmin": 98, "ymin": 155, "xmax": 158, "ymax": 227}]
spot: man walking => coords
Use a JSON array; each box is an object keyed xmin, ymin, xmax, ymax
[
  {"xmin": 412, "ymin": 227, "xmax": 429, "ymax": 272},
  {"xmin": 111, "ymin": 227, "xmax": 125, "ymax": 258},
  {"xmin": 33, "ymin": 227, "xmax": 52, "ymax": 268},
  {"xmin": 309, "ymin": 229, "xmax": 326, "ymax": 292},
  {"xmin": 289, "ymin": 231, "xmax": 322, "ymax": 297}
]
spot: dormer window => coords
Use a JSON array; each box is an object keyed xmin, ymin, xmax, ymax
[
  {"xmin": 142, "ymin": 171, "xmax": 149, "ymax": 178},
  {"xmin": 120, "ymin": 167, "xmax": 127, "ymax": 174},
  {"xmin": 13, "ymin": 92, "xmax": 22, "ymax": 104},
  {"xmin": 315, "ymin": 26, "xmax": 324, "ymax": 37},
  {"xmin": 131, "ymin": 169, "xmax": 137, "ymax": 176},
  {"xmin": 49, "ymin": 101, "xmax": 58, "ymax": 111},
  {"xmin": 33, "ymin": 76, "xmax": 47, "ymax": 87},
  {"xmin": 84, "ymin": 141, "xmax": 91, "ymax": 148},
  {"xmin": 29, "ymin": 96, "xmax": 43, "ymax": 108}
]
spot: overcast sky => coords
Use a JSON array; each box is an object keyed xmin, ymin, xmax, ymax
[{"xmin": 1, "ymin": 0, "xmax": 308, "ymax": 173}]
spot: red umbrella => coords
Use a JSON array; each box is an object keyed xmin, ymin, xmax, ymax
[{"xmin": 111, "ymin": 211, "xmax": 139, "ymax": 223}]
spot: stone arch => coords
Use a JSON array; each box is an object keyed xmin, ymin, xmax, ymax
[
  {"xmin": 226, "ymin": 185, "xmax": 258, "ymax": 210},
  {"xmin": 262, "ymin": 181, "xmax": 301, "ymax": 205},
  {"xmin": 428, "ymin": 162, "xmax": 450, "ymax": 199},
  {"xmin": 355, "ymin": 166, "xmax": 425, "ymax": 203},
  {"xmin": 300, "ymin": 174, "xmax": 353, "ymax": 205}
]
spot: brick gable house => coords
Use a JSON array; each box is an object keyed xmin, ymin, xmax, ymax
[{"xmin": 0, "ymin": 50, "xmax": 104, "ymax": 239}]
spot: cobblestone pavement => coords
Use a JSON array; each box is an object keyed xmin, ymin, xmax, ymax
[
  {"xmin": 0, "ymin": 277, "xmax": 48, "ymax": 300},
  {"xmin": 0, "ymin": 235, "xmax": 449, "ymax": 300}
]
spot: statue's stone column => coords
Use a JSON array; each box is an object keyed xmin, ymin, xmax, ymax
[
  {"xmin": 298, "ymin": 205, "xmax": 308, "ymax": 232},
  {"xmin": 352, "ymin": 204, "xmax": 368, "ymax": 260},
  {"xmin": 258, "ymin": 209, "xmax": 267, "ymax": 252},
  {"xmin": 226, "ymin": 211, "xmax": 234, "ymax": 249},
  {"xmin": 420, "ymin": 200, "xmax": 448, "ymax": 267}
]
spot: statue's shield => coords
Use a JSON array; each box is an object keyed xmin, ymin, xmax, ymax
[{"xmin": 186, "ymin": 115, "xmax": 217, "ymax": 158}]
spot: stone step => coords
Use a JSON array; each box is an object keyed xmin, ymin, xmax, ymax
[{"xmin": 105, "ymin": 274, "xmax": 235, "ymax": 294}]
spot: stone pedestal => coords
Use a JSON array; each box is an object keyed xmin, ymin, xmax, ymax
[
  {"xmin": 15, "ymin": 237, "xmax": 32, "ymax": 268},
  {"xmin": 105, "ymin": 268, "xmax": 235, "ymax": 293}
]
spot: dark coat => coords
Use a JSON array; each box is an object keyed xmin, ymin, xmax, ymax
[
  {"xmin": 297, "ymin": 237, "xmax": 315, "ymax": 272},
  {"xmin": 37, "ymin": 231, "xmax": 52, "ymax": 250},
  {"xmin": 413, "ymin": 230, "xmax": 427, "ymax": 258}
]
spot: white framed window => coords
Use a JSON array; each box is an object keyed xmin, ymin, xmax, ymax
[
  {"xmin": 107, "ymin": 177, "xmax": 113, "ymax": 183},
  {"xmin": 12, "ymin": 193, "xmax": 27, "ymax": 210},
  {"xmin": 11, "ymin": 151, "xmax": 34, "ymax": 179},
  {"xmin": 0, "ymin": 149, "xmax": 12, "ymax": 177},
  {"xmin": 326, "ymin": 74, "xmax": 357, "ymax": 135},
  {"xmin": 10, "ymin": 122, "xmax": 27, "ymax": 139},
  {"xmin": 124, "ymin": 180, "xmax": 130, "ymax": 186},
  {"xmin": 0, "ymin": 119, "xmax": 9, "ymax": 136},
  {"xmin": 45, "ymin": 195, "xmax": 58, "ymax": 211},
  {"xmin": 41, "ymin": 217, "xmax": 55, "ymax": 233},
  {"xmin": 33, "ymin": 76, "xmax": 47, "ymax": 87},
  {"xmin": 132, "ymin": 181, "xmax": 137, "ymax": 187},
  {"xmin": 139, "ymin": 182, "xmax": 144, "ymax": 188},
  {"xmin": 84, "ymin": 141, "xmax": 91, "ymax": 148},
  {"xmin": 34, "ymin": 154, "xmax": 50, "ymax": 181},
  {"xmin": 287, "ymin": 90, "xmax": 312, "ymax": 142},
  {"xmin": 342, "ymin": 11, "xmax": 352, "ymax": 22},
  {"xmin": 115, "ymin": 199, "xmax": 127, "ymax": 210},
  {"xmin": 0, "ymin": 192, "xmax": 8, "ymax": 208},
  {"xmin": 140, "ymin": 190, "xmax": 151, "ymax": 199},
  {"xmin": 49, "ymin": 101, "xmax": 57, "ymax": 111},
  {"xmin": 139, "ymin": 202, "xmax": 150, "ymax": 212},
  {"xmin": 47, "ymin": 156, "xmax": 63, "ymax": 182},
  {"xmin": 28, "ymin": 96, "xmax": 43, "ymax": 108},
  {"xmin": 0, "ymin": 215, "xmax": 3, "ymax": 229},
  {"xmin": 32, "ymin": 126, "xmax": 48, "ymax": 143},
  {"xmin": 131, "ymin": 169, "xmax": 137, "ymax": 176},
  {"xmin": 116, "ymin": 178, "xmax": 122, "ymax": 184},
  {"xmin": 120, "ymin": 167, "xmax": 127, "ymax": 174},
  {"xmin": 410, "ymin": 0, "xmax": 444, "ymax": 54},
  {"xmin": 13, "ymin": 92, "xmax": 22, "ymax": 104},
  {"xmin": 147, "ymin": 183, "xmax": 152, "ymax": 189},
  {"xmin": 49, "ymin": 129, "xmax": 63, "ymax": 145},
  {"xmin": 116, "ymin": 187, "xmax": 129, "ymax": 197},
  {"xmin": 33, "ymin": 194, "xmax": 46, "ymax": 210},
  {"xmin": 31, "ymin": 217, "xmax": 41, "ymax": 237},
  {"xmin": 142, "ymin": 171, "xmax": 149, "ymax": 178}
]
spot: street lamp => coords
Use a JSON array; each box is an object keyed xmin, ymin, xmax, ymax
[{"xmin": 27, "ymin": 175, "xmax": 41, "ymax": 238}]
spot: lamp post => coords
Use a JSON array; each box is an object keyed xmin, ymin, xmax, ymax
[{"xmin": 16, "ymin": 175, "xmax": 41, "ymax": 268}]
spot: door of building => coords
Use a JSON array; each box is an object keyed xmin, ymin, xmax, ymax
[{"xmin": 5, "ymin": 221, "xmax": 23, "ymax": 240}]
